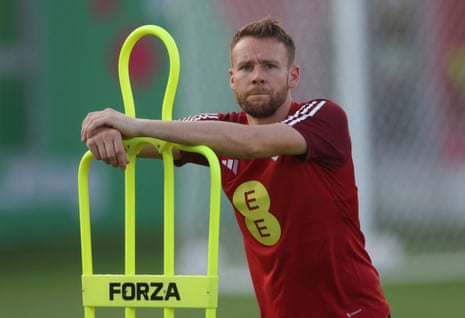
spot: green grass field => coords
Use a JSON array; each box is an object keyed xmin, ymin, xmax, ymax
[{"xmin": 2, "ymin": 247, "xmax": 465, "ymax": 318}]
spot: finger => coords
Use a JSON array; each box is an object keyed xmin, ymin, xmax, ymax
[
  {"xmin": 87, "ymin": 138, "xmax": 101, "ymax": 160},
  {"xmin": 87, "ymin": 132, "xmax": 111, "ymax": 163},
  {"xmin": 113, "ymin": 138, "xmax": 128, "ymax": 170},
  {"xmin": 104, "ymin": 131, "xmax": 127, "ymax": 169},
  {"xmin": 82, "ymin": 111, "xmax": 106, "ymax": 141},
  {"xmin": 84, "ymin": 116, "xmax": 99, "ymax": 141},
  {"xmin": 81, "ymin": 115, "xmax": 88, "ymax": 142},
  {"xmin": 100, "ymin": 137, "xmax": 119, "ymax": 168},
  {"xmin": 81, "ymin": 112, "xmax": 97, "ymax": 142}
]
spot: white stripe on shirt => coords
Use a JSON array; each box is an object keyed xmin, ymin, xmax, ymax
[
  {"xmin": 282, "ymin": 100, "xmax": 327, "ymax": 127},
  {"xmin": 181, "ymin": 113, "xmax": 219, "ymax": 121}
]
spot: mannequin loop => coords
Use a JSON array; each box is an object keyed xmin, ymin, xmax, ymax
[{"xmin": 118, "ymin": 25, "xmax": 180, "ymax": 120}]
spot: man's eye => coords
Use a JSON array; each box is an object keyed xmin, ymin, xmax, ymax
[
  {"xmin": 265, "ymin": 63, "xmax": 276, "ymax": 69},
  {"xmin": 240, "ymin": 64, "xmax": 252, "ymax": 71}
]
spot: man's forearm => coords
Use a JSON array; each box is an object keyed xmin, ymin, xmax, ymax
[{"xmin": 135, "ymin": 119, "xmax": 306, "ymax": 159}]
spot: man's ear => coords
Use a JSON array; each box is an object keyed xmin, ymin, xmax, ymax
[
  {"xmin": 288, "ymin": 64, "xmax": 300, "ymax": 88},
  {"xmin": 228, "ymin": 68, "xmax": 235, "ymax": 88}
]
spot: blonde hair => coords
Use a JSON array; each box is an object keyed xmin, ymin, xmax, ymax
[{"xmin": 230, "ymin": 16, "xmax": 296, "ymax": 66}]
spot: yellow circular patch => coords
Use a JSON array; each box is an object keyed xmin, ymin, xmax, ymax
[{"xmin": 233, "ymin": 181, "xmax": 281, "ymax": 246}]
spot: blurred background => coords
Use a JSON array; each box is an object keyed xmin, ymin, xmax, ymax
[{"xmin": 1, "ymin": 0, "xmax": 465, "ymax": 317}]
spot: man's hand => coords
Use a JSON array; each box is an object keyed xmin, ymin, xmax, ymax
[
  {"xmin": 85, "ymin": 126, "xmax": 129, "ymax": 170},
  {"xmin": 81, "ymin": 108, "xmax": 138, "ymax": 143}
]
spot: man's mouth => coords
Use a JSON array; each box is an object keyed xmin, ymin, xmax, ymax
[{"xmin": 248, "ymin": 91, "xmax": 270, "ymax": 96}]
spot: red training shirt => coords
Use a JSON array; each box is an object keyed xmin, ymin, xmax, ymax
[{"xmin": 178, "ymin": 99, "xmax": 390, "ymax": 318}]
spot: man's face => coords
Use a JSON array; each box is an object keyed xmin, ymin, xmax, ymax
[{"xmin": 229, "ymin": 36, "xmax": 299, "ymax": 119}]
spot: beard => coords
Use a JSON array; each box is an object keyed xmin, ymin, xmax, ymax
[{"xmin": 235, "ymin": 84, "xmax": 289, "ymax": 118}]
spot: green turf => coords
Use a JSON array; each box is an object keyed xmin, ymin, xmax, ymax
[
  {"xmin": 383, "ymin": 280, "xmax": 465, "ymax": 318},
  {"xmin": 1, "ymin": 247, "xmax": 465, "ymax": 317}
]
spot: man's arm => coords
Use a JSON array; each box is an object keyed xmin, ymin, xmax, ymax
[
  {"xmin": 135, "ymin": 118, "xmax": 307, "ymax": 158},
  {"xmin": 82, "ymin": 108, "xmax": 307, "ymax": 169}
]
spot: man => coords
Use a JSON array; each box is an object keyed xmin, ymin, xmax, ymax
[{"xmin": 82, "ymin": 17, "xmax": 391, "ymax": 318}]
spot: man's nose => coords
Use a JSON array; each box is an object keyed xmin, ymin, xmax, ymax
[{"xmin": 251, "ymin": 66, "xmax": 265, "ymax": 84}]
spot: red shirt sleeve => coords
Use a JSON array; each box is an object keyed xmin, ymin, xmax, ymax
[
  {"xmin": 174, "ymin": 112, "xmax": 227, "ymax": 167},
  {"xmin": 283, "ymin": 100, "xmax": 352, "ymax": 169},
  {"xmin": 176, "ymin": 101, "xmax": 351, "ymax": 168}
]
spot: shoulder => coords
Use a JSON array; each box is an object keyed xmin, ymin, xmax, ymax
[
  {"xmin": 284, "ymin": 99, "xmax": 351, "ymax": 168},
  {"xmin": 283, "ymin": 99, "xmax": 347, "ymax": 127},
  {"xmin": 181, "ymin": 111, "xmax": 247, "ymax": 123},
  {"xmin": 180, "ymin": 113, "xmax": 220, "ymax": 121}
]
